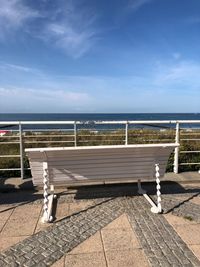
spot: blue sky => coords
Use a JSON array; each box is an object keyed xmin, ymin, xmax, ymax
[{"xmin": 0, "ymin": 0, "xmax": 200, "ymax": 113}]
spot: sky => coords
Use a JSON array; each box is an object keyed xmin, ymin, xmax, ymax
[{"xmin": 0, "ymin": 0, "xmax": 200, "ymax": 113}]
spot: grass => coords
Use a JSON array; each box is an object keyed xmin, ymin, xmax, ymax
[{"xmin": 183, "ymin": 216, "xmax": 194, "ymax": 221}]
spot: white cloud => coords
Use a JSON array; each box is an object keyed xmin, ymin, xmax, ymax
[
  {"xmin": 0, "ymin": 62, "xmax": 40, "ymax": 74},
  {"xmin": 129, "ymin": 0, "xmax": 153, "ymax": 10},
  {"xmin": 172, "ymin": 53, "xmax": 181, "ymax": 60},
  {"xmin": 0, "ymin": 86, "xmax": 92, "ymax": 112},
  {"xmin": 0, "ymin": 0, "xmax": 40, "ymax": 39},
  {"xmin": 0, "ymin": 0, "xmax": 98, "ymax": 57},
  {"xmin": 45, "ymin": 23, "xmax": 96, "ymax": 58},
  {"xmin": 41, "ymin": 1, "xmax": 98, "ymax": 58},
  {"xmin": 154, "ymin": 61, "xmax": 200, "ymax": 88}
]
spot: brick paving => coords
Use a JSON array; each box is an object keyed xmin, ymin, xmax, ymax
[
  {"xmin": 125, "ymin": 196, "xmax": 200, "ymax": 267},
  {"xmin": 0, "ymin": 183, "xmax": 200, "ymax": 266},
  {"xmin": 0, "ymin": 198, "xmax": 125, "ymax": 267}
]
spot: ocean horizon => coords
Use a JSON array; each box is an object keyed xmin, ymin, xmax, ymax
[
  {"xmin": 0, "ymin": 113, "xmax": 200, "ymax": 130},
  {"xmin": 0, "ymin": 113, "xmax": 200, "ymax": 122}
]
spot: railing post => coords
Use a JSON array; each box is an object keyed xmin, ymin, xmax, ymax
[
  {"xmin": 174, "ymin": 121, "xmax": 180, "ymax": 174},
  {"xmin": 125, "ymin": 121, "xmax": 128, "ymax": 145},
  {"xmin": 74, "ymin": 121, "xmax": 77, "ymax": 147},
  {"xmin": 19, "ymin": 123, "xmax": 24, "ymax": 179}
]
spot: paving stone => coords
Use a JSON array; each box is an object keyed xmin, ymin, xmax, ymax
[
  {"xmin": 173, "ymin": 224, "xmax": 200, "ymax": 245},
  {"xmin": 69, "ymin": 232, "xmax": 103, "ymax": 254},
  {"xmin": 1, "ymin": 217, "xmax": 38, "ymax": 237},
  {"xmin": 0, "ymin": 209, "xmax": 13, "ymax": 232},
  {"xmin": 65, "ymin": 252, "xmax": 107, "ymax": 267},
  {"xmin": 101, "ymin": 228, "xmax": 141, "ymax": 251},
  {"xmin": 105, "ymin": 248, "xmax": 149, "ymax": 267}
]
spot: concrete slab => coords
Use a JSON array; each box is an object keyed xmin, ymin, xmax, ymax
[
  {"xmin": 55, "ymin": 203, "xmax": 69, "ymax": 220},
  {"xmin": 174, "ymin": 224, "xmax": 200, "ymax": 245},
  {"xmin": 164, "ymin": 213, "xmax": 197, "ymax": 225},
  {"xmin": 65, "ymin": 252, "xmax": 107, "ymax": 267},
  {"xmin": 34, "ymin": 221, "xmax": 50, "ymax": 234},
  {"xmin": 68, "ymin": 201, "xmax": 94, "ymax": 216},
  {"xmin": 105, "ymin": 248, "xmax": 149, "ymax": 267},
  {"xmin": 103, "ymin": 213, "xmax": 132, "ymax": 230},
  {"xmin": 0, "ymin": 209, "xmax": 13, "ymax": 232},
  {"xmin": 190, "ymin": 196, "xmax": 200, "ymax": 205},
  {"xmin": 1, "ymin": 217, "xmax": 39, "ymax": 237},
  {"xmin": 11, "ymin": 204, "xmax": 42, "ymax": 219},
  {"xmin": 101, "ymin": 228, "xmax": 141, "ymax": 251},
  {"xmin": 69, "ymin": 232, "xmax": 104, "ymax": 254}
]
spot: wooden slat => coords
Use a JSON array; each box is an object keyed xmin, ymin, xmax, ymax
[{"xmin": 26, "ymin": 146, "xmax": 173, "ymax": 159}]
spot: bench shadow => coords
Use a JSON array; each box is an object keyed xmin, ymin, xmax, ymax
[
  {"xmin": 72, "ymin": 181, "xmax": 200, "ymax": 199},
  {"xmin": 69, "ymin": 181, "xmax": 200, "ymax": 215},
  {"xmin": 0, "ymin": 179, "xmax": 43, "ymax": 212}
]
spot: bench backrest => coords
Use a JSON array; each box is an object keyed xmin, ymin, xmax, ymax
[{"xmin": 25, "ymin": 144, "xmax": 177, "ymax": 186}]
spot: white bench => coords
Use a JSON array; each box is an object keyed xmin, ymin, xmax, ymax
[{"xmin": 25, "ymin": 143, "xmax": 178, "ymax": 223}]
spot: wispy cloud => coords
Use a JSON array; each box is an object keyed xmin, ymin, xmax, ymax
[
  {"xmin": 0, "ymin": 61, "xmax": 42, "ymax": 74},
  {"xmin": 0, "ymin": 0, "xmax": 40, "ymax": 39},
  {"xmin": 0, "ymin": 86, "xmax": 91, "ymax": 112},
  {"xmin": 154, "ymin": 61, "xmax": 200, "ymax": 89},
  {"xmin": 40, "ymin": 1, "xmax": 98, "ymax": 58},
  {"xmin": 128, "ymin": 0, "xmax": 153, "ymax": 11},
  {"xmin": 0, "ymin": 0, "xmax": 99, "ymax": 58}
]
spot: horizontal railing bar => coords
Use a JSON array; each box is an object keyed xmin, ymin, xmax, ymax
[
  {"xmin": 180, "ymin": 151, "xmax": 200, "ymax": 153},
  {"xmin": 180, "ymin": 163, "xmax": 200, "ymax": 165},
  {"xmin": 24, "ymin": 140, "xmax": 75, "ymax": 144},
  {"xmin": 0, "ymin": 121, "xmax": 76, "ymax": 125},
  {"xmin": 0, "ymin": 120, "xmax": 200, "ymax": 126},
  {"xmin": 78, "ymin": 140, "xmax": 125, "ymax": 142},
  {"xmin": 0, "ymin": 142, "xmax": 20, "ymax": 144},
  {"xmin": 0, "ymin": 135, "xmax": 20, "ymax": 138},
  {"xmin": 0, "ymin": 168, "xmax": 31, "ymax": 171},
  {"xmin": 180, "ymin": 133, "xmax": 200, "ymax": 135},
  {"xmin": 180, "ymin": 139, "xmax": 200, "ymax": 141},
  {"xmin": 24, "ymin": 134, "xmax": 75, "ymax": 138},
  {"xmin": 0, "ymin": 155, "xmax": 20, "ymax": 158},
  {"xmin": 78, "ymin": 134, "xmax": 125, "ymax": 137},
  {"xmin": 0, "ymin": 168, "xmax": 21, "ymax": 171},
  {"xmin": 23, "ymin": 129, "xmax": 74, "ymax": 132}
]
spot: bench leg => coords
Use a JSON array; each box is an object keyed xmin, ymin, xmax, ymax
[
  {"xmin": 138, "ymin": 164, "xmax": 162, "ymax": 214},
  {"xmin": 41, "ymin": 162, "xmax": 54, "ymax": 223},
  {"xmin": 137, "ymin": 179, "xmax": 146, "ymax": 194},
  {"xmin": 151, "ymin": 163, "xmax": 162, "ymax": 213}
]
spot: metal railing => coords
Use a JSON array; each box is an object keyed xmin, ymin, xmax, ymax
[{"xmin": 0, "ymin": 120, "xmax": 200, "ymax": 179}]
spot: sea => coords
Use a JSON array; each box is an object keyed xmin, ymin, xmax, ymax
[{"xmin": 0, "ymin": 113, "xmax": 200, "ymax": 130}]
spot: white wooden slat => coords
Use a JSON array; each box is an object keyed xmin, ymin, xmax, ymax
[
  {"xmin": 27, "ymin": 151, "xmax": 171, "ymax": 164},
  {"xmin": 26, "ymin": 147, "xmax": 173, "ymax": 160},
  {"xmin": 25, "ymin": 143, "xmax": 177, "ymax": 151}
]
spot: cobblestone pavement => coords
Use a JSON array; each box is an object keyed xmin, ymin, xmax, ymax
[
  {"xmin": 1, "ymin": 190, "xmax": 200, "ymax": 267},
  {"xmin": 125, "ymin": 196, "xmax": 200, "ymax": 267}
]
